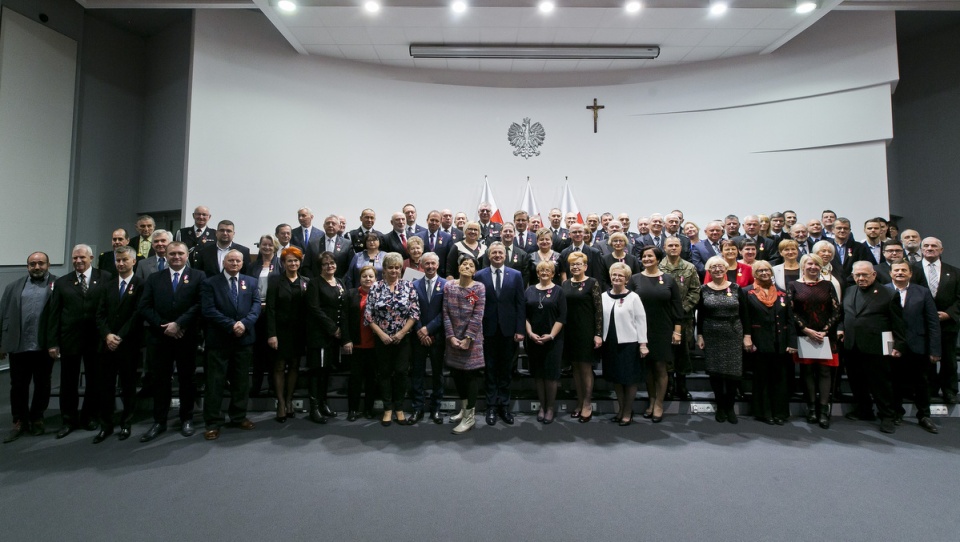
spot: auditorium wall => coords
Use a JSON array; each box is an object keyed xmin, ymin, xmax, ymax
[{"xmin": 186, "ymin": 9, "xmax": 898, "ymax": 248}]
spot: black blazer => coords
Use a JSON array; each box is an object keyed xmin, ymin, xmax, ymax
[
  {"xmin": 831, "ymin": 238, "xmax": 858, "ymax": 284},
  {"xmin": 558, "ymin": 245, "xmax": 604, "ymax": 284},
  {"xmin": 200, "ymin": 273, "xmax": 261, "ymax": 348},
  {"xmin": 741, "ymin": 285, "xmax": 797, "ymax": 353},
  {"xmin": 852, "ymin": 241, "xmax": 884, "ymax": 266},
  {"xmin": 343, "ymin": 288, "xmax": 363, "ymax": 346},
  {"xmin": 46, "ymin": 269, "xmax": 113, "ymax": 355},
  {"xmin": 138, "ymin": 267, "xmax": 206, "ymax": 343},
  {"xmin": 305, "ymin": 277, "xmax": 347, "ymax": 349},
  {"xmin": 380, "ymin": 230, "xmax": 411, "ymax": 260},
  {"xmin": 732, "ymin": 235, "xmax": 779, "ymax": 265},
  {"xmin": 348, "ymin": 227, "xmax": 384, "ymax": 254},
  {"xmin": 914, "ymin": 260, "xmax": 960, "ymax": 334},
  {"xmin": 266, "ymin": 273, "xmax": 310, "ymax": 339},
  {"xmin": 176, "ymin": 226, "xmax": 216, "ymax": 251},
  {"xmin": 96, "ymin": 275, "xmax": 143, "ymax": 352},
  {"xmin": 888, "ymin": 283, "xmax": 941, "ymax": 357},
  {"xmin": 194, "ymin": 242, "xmax": 251, "ymax": 278},
  {"xmin": 247, "ymin": 256, "xmax": 282, "ymax": 281},
  {"xmin": 98, "ymin": 251, "xmax": 118, "ymax": 276},
  {"xmin": 307, "ymin": 234, "xmax": 354, "ymax": 278},
  {"xmin": 128, "ymin": 235, "xmax": 156, "ymax": 261},
  {"xmin": 839, "ymin": 283, "xmax": 906, "ymax": 355}
]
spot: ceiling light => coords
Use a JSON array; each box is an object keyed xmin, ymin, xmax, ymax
[
  {"xmin": 409, "ymin": 45, "xmax": 660, "ymax": 60},
  {"xmin": 452, "ymin": 1, "xmax": 467, "ymax": 13},
  {"xmin": 709, "ymin": 2, "xmax": 727, "ymax": 16},
  {"xmin": 625, "ymin": 1, "xmax": 641, "ymax": 13},
  {"xmin": 277, "ymin": 0, "xmax": 296, "ymax": 12},
  {"xmin": 796, "ymin": 1, "xmax": 816, "ymax": 13},
  {"xmin": 364, "ymin": 1, "xmax": 380, "ymax": 13},
  {"xmin": 539, "ymin": 1, "xmax": 555, "ymax": 14}
]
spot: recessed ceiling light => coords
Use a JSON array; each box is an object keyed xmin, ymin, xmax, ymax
[
  {"xmin": 796, "ymin": 1, "xmax": 816, "ymax": 13},
  {"xmin": 452, "ymin": 1, "xmax": 467, "ymax": 13},
  {"xmin": 709, "ymin": 2, "xmax": 728, "ymax": 16},
  {"xmin": 364, "ymin": 1, "xmax": 380, "ymax": 13},
  {"xmin": 277, "ymin": 0, "xmax": 296, "ymax": 12},
  {"xmin": 539, "ymin": 1, "xmax": 555, "ymax": 14},
  {"xmin": 625, "ymin": 1, "xmax": 641, "ymax": 13}
]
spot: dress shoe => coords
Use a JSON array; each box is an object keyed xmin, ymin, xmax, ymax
[
  {"xmin": 805, "ymin": 404, "xmax": 818, "ymax": 424},
  {"xmin": 286, "ymin": 402, "xmax": 296, "ymax": 419},
  {"xmin": 30, "ymin": 420, "xmax": 45, "ymax": 436},
  {"xmin": 430, "ymin": 411, "xmax": 443, "ymax": 424},
  {"xmin": 117, "ymin": 426, "xmax": 132, "ymax": 441},
  {"xmin": 773, "ymin": 417, "xmax": 785, "ymax": 426},
  {"xmin": 879, "ymin": 418, "xmax": 896, "ymax": 434},
  {"xmin": 381, "ymin": 411, "xmax": 393, "ymax": 427},
  {"xmin": 618, "ymin": 417, "xmax": 632, "ymax": 427},
  {"xmin": 56, "ymin": 425, "xmax": 74, "ymax": 439},
  {"xmin": 542, "ymin": 409, "xmax": 554, "ymax": 425},
  {"xmin": 140, "ymin": 424, "xmax": 167, "ymax": 443},
  {"xmin": 844, "ymin": 411, "xmax": 876, "ymax": 422},
  {"xmin": 818, "ymin": 413, "xmax": 830, "ymax": 429},
  {"xmin": 83, "ymin": 420, "xmax": 99, "ymax": 431},
  {"xmin": 238, "ymin": 418, "xmax": 255, "ymax": 430},
  {"xmin": 579, "ymin": 412, "xmax": 593, "ymax": 423},
  {"xmin": 3, "ymin": 424, "xmax": 26, "ymax": 444},
  {"xmin": 181, "ymin": 420, "xmax": 195, "ymax": 437},
  {"xmin": 347, "ymin": 411, "xmax": 360, "ymax": 422},
  {"xmin": 536, "ymin": 410, "xmax": 545, "ymax": 423},
  {"xmin": 485, "ymin": 409, "xmax": 497, "ymax": 426},
  {"xmin": 918, "ymin": 417, "xmax": 939, "ymax": 434},
  {"xmin": 675, "ymin": 389, "xmax": 693, "ymax": 400},
  {"xmin": 320, "ymin": 403, "xmax": 337, "ymax": 417},
  {"xmin": 570, "ymin": 410, "xmax": 581, "ymax": 419},
  {"xmin": 943, "ymin": 392, "xmax": 958, "ymax": 405},
  {"xmin": 642, "ymin": 410, "xmax": 653, "ymax": 419},
  {"xmin": 92, "ymin": 428, "xmax": 114, "ymax": 443},
  {"xmin": 652, "ymin": 414, "xmax": 663, "ymax": 423},
  {"xmin": 727, "ymin": 409, "xmax": 738, "ymax": 424},
  {"xmin": 497, "ymin": 407, "xmax": 515, "ymax": 425},
  {"xmin": 893, "ymin": 413, "xmax": 903, "ymax": 426},
  {"xmin": 715, "ymin": 409, "xmax": 727, "ymax": 423},
  {"xmin": 609, "ymin": 414, "xmax": 621, "ymax": 423},
  {"xmin": 409, "ymin": 410, "xmax": 424, "ymax": 425},
  {"xmin": 204, "ymin": 428, "xmax": 220, "ymax": 440}
]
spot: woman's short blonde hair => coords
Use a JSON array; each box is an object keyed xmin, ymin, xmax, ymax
[
  {"xmin": 536, "ymin": 227, "xmax": 553, "ymax": 240},
  {"xmin": 799, "ymin": 253, "xmax": 825, "ymax": 270},
  {"xmin": 383, "ymin": 252, "xmax": 404, "ymax": 269},
  {"xmin": 536, "ymin": 260, "xmax": 556, "ymax": 275},
  {"xmin": 566, "ymin": 251, "xmax": 588, "ymax": 265},
  {"xmin": 406, "ymin": 236, "xmax": 423, "ymax": 250},
  {"xmin": 778, "ymin": 239, "xmax": 799, "ymax": 253},
  {"xmin": 704, "ymin": 256, "xmax": 726, "ymax": 272},
  {"xmin": 609, "ymin": 261, "xmax": 633, "ymax": 281},
  {"xmin": 811, "ymin": 240, "xmax": 835, "ymax": 258},
  {"xmin": 751, "ymin": 260, "xmax": 773, "ymax": 274},
  {"xmin": 608, "ymin": 232, "xmax": 628, "ymax": 246}
]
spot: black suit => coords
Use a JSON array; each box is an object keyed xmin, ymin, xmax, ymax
[
  {"xmin": 176, "ymin": 226, "xmax": 216, "ymax": 253},
  {"xmin": 46, "ymin": 268, "xmax": 113, "ymax": 426},
  {"xmin": 731, "ymin": 235, "xmax": 779, "ymax": 264},
  {"xmin": 194, "ymin": 242, "xmax": 251, "ymax": 278},
  {"xmin": 98, "ymin": 251, "xmax": 119, "ymax": 276},
  {"xmin": 852, "ymin": 241, "xmax": 884, "ymax": 266},
  {"xmin": 348, "ymin": 227, "xmax": 384, "ymax": 254},
  {"xmin": 138, "ymin": 267, "xmax": 205, "ymax": 425},
  {"xmin": 831, "ymin": 238, "xmax": 858, "ymax": 285},
  {"xmin": 914, "ymin": 259, "xmax": 960, "ymax": 399},
  {"xmin": 742, "ymin": 284, "xmax": 796, "ymax": 421},
  {"xmin": 889, "ymin": 283, "xmax": 940, "ymax": 419},
  {"xmin": 872, "ymin": 261, "xmax": 923, "ymax": 286},
  {"xmin": 128, "ymin": 235, "xmax": 156, "ymax": 262},
  {"xmin": 95, "ymin": 275, "xmax": 143, "ymax": 429},
  {"xmin": 479, "ymin": 221, "xmax": 502, "ymax": 244},
  {"xmin": 380, "ymin": 230, "xmax": 411, "ymax": 260},
  {"xmin": 840, "ymin": 282, "xmax": 906, "ymax": 421},
  {"xmin": 308, "ymin": 234, "xmax": 354, "ymax": 279},
  {"xmin": 442, "ymin": 227, "xmax": 464, "ymax": 243},
  {"xmin": 550, "ymin": 228, "xmax": 571, "ymax": 253},
  {"xmin": 558, "ymin": 245, "xmax": 604, "ymax": 284}
]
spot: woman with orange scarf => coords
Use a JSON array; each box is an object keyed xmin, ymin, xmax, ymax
[{"xmin": 742, "ymin": 260, "xmax": 798, "ymax": 425}]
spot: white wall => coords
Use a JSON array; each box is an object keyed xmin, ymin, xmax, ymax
[{"xmin": 186, "ymin": 9, "xmax": 897, "ymax": 245}]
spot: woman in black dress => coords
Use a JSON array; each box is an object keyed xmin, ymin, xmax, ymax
[
  {"xmin": 305, "ymin": 251, "xmax": 348, "ymax": 424},
  {"xmin": 600, "ymin": 232, "xmax": 640, "ymax": 290},
  {"xmin": 445, "ymin": 222, "xmax": 484, "ymax": 280},
  {"xmin": 628, "ymin": 245, "xmax": 682, "ymax": 423},
  {"xmin": 525, "ymin": 260, "xmax": 567, "ymax": 424},
  {"xmin": 697, "ymin": 256, "xmax": 747, "ymax": 424},
  {"xmin": 266, "ymin": 247, "xmax": 309, "ymax": 422},
  {"xmin": 602, "ymin": 262, "xmax": 649, "ymax": 426},
  {"xmin": 742, "ymin": 260, "xmax": 798, "ymax": 425},
  {"xmin": 249, "ymin": 234, "xmax": 281, "ymax": 397},
  {"xmin": 561, "ymin": 252, "xmax": 602, "ymax": 422},
  {"xmin": 342, "ymin": 265, "xmax": 377, "ymax": 421}
]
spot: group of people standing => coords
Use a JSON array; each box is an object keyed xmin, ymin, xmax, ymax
[{"xmin": 1, "ymin": 203, "xmax": 955, "ymax": 443}]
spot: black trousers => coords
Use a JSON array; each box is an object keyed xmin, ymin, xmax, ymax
[
  {"xmin": 672, "ymin": 318, "xmax": 694, "ymax": 374},
  {"xmin": 847, "ymin": 350, "xmax": 896, "ymax": 421},
  {"xmin": 899, "ymin": 352, "xmax": 933, "ymax": 419},
  {"xmin": 203, "ymin": 346, "xmax": 252, "ymax": 427},
  {"xmin": 451, "ymin": 368, "xmax": 480, "ymax": 410},
  {"xmin": 98, "ymin": 346, "xmax": 140, "ymax": 428},
  {"xmin": 59, "ymin": 347, "xmax": 100, "ymax": 426},
  {"xmin": 751, "ymin": 352, "xmax": 790, "ymax": 420},
  {"xmin": 148, "ymin": 336, "xmax": 198, "ymax": 424},
  {"xmin": 347, "ymin": 347, "xmax": 377, "ymax": 412},
  {"xmin": 307, "ymin": 345, "xmax": 336, "ymax": 402},
  {"xmin": 484, "ymin": 331, "xmax": 518, "ymax": 407},
  {"xmin": 929, "ymin": 330, "xmax": 958, "ymax": 397},
  {"xmin": 374, "ymin": 336, "xmax": 411, "ymax": 411},
  {"xmin": 409, "ymin": 333, "xmax": 444, "ymax": 411},
  {"xmin": 8, "ymin": 351, "xmax": 54, "ymax": 424}
]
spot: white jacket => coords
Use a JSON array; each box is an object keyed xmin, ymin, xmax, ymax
[{"xmin": 601, "ymin": 291, "xmax": 648, "ymax": 344}]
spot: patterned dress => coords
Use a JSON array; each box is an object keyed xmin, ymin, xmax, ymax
[
  {"xmin": 442, "ymin": 281, "xmax": 486, "ymax": 370},
  {"xmin": 788, "ymin": 279, "xmax": 842, "ymax": 366},
  {"xmin": 364, "ymin": 279, "xmax": 420, "ymax": 335},
  {"xmin": 697, "ymin": 284, "xmax": 746, "ymax": 378}
]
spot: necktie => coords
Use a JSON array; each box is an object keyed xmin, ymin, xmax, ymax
[
  {"xmin": 495, "ymin": 268, "xmax": 502, "ymax": 295},
  {"xmin": 78, "ymin": 273, "xmax": 88, "ymax": 294},
  {"xmin": 119, "ymin": 279, "xmax": 127, "ymax": 298},
  {"xmin": 426, "ymin": 279, "xmax": 433, "ymax": 302},
  {"xmin": 407, "ymin": 227, "xmax": 414, "ymax": 237},
  {"xmin": 303, "ymin": 229, "xmax": 310, "ymax": 246},
  {"xmin": 910, "ymin": 253, "xmax": 920, "ymax": 264},
  {"xmin": 506, "ymin": 247, "xmax": 512, "ymax": 262},
  {"xmin": 158, "ymin": 257, "xmax": 165, "ymax": 271},
  {"xmin": 655, "ymin": 236, "xmax": 661, "ymax": 249},
  {"xmin": 230, "ymin": 276, "xmax": 239, "ymax": 307},
  {"xmin": 328, "ymin": 238, "xmax": 334, "ymax": 252},
  {"xmin": 429, "ymin": 233, "xmax": 435, "ymax": 251},
  {"xmin": 400, "ymin": 232, "xmax": 407, "ymax": 249},
  {"xmin": 928, "ymin": 262, "xmax": 939, "ymax": 297},
  {"xmin": 172, "ymin": 271, "xmax": 180, "ymax": 292},
  {"xmin": 712, "ymin": 243, "xmax": 719, "ymax": 254}
]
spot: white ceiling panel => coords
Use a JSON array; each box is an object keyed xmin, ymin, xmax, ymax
[
  {"xmin": 658, "ymin": 28, "xmax": 711, "ymax": 46},
  {"xmin": 681, "ymin": 46, "xmax": 729, "ymax": 62},
  {"xmin": 365, "ymin": 26, "xmax": 409, "ymax": 44},
  {"xmin": 304, "ymin": 44, "xmax": 344, "ymax": 56},
  {"xmin": 403, "ymin": 26, "xmax": 446, "ymax": 42},
  {"xmin": 589, "ymin": 27, "xmax": 635, "ymax": 44},
  {"xmin": 719, "ymin": 45, "xmax": 766, "ymax": 58},
  {"xmin": 554, "ymin": 27, "xmax": 599, "ymax": 43},
  {"xmin": 698, "ymin": 28, "xmax": 752, "ymax": 47},
  {"xmin": 290, "ymin": 26, "xmax": 336, "ymax": 45},
  {"xmin": 326, "ymin": 26, "xmax": 372, "ymax": 45},
  {"xmin": 479, "ymin": 27, "xmax": 521, "ymax": 43},
  {"xmin": 337, "ymin": 44, "xmax": 380, "ymax": 61},
  {"xmin": 445, "ymin": 58, "xmax": 482, "ymax": 71},
  {"xmin": 735, "ymin": 28, "xmax": 792, "ymax": 47},
  {"xmin": 373, "ymin": 44, "xmax": 410, "ymax": 60},
  {"xmin": 442, "ymin": 26, "xmax": 482, "ymax": 42}
]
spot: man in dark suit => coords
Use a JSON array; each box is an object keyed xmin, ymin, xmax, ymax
[
  {"xmin": 93, "ymin": 246, "xmax": 142, "ymax": 443},
  {"xmin": 901, "ymin": 229, "xmax": 923, "ymax": 264},
  {"xmin": 276, "ymin": 223, "xmax": 293, "ymax": 252},
  {"xmin": 200, "ymin": 249, "xmax": 261, "ymax": 440},
  {"xmin": 871, "ymin": 241, "xmax": 923, "ymax": 285},
  {"xmin": 439, "ymin": 208, "xmax": 464, "ymax": 242},
  {"xmin": 806, "ymin": 219, "xmax": 826, "ymax": 245},
  {"xmin": 381, "ymin": 211, "xmax": 411, "ymax": 260},
  {"xmin": 512, "ymin": 211, "xmax": 538, "ymax": 253},
  {"xmin": 349, "ymin": 208, "xmax": 383, "ymax": 254},
  {"xmin": 790, "ymin": 223, "xmax": 814, "ymax": 256},
  {"xmin": 838, "ymin": 261, "xmax": 906, "ymax": 433},
  {"xmin": 852, "ymin": 218, "xmax": 886, "ymax": 266},
  {"xmin": 1, "ymin": 252, "xmax": 57, "ymax": 442},
  {"xmin": 308, "ymin": 214, "xmax": 353, "ymax": 278},
  {"xmin": 46, "ymin": 244, "xmax": 114, "ymax": 438},
  {"xmin": 477, "ymin": 202, "xmax": 502, "ymax": 243},
  {"xmin": 474, "ymin": 242, "xmax": 525, "ymax": 426},
  {"xmin": 175, "ymin": 205, "xmax": 215, "ymax": 257},
  {"xmin": 129, "ymin": 215, "xmax": 156, "ymax": 262},
  {"xmin": 663, "ymin": 213, "xmax": 693, "ymax": 262},
  {"xmin": 194, "ymin": 220, "xmax": 251, "ymax": 278},
  {"xmin": 594, "ymin": 222, "xmax": 634, "ymax": 258},
  {"xmin": 558, "ymin": 223, "xmax": 603, "ymax": 283},
  {"xmin": 417, "ymin": 210, "xmax": 453, "ymax": 273},
  {"xmin": 586, "ymin": 213, "xmax": 606, "ymax": 245},
  {"xmin": 546, "ymin": 208, "xmax": 569, "ymax": 252},
  {"xmin": 137, "ymin": 241, "xmax": 206, "ymax": 442},
  {"xmin": 134, "ymin": 230, "xmax": 172, "ymax": 281},
  {"xmin": 691, "ymin": 221, "xmax": 724, "ymax": 277},
  {"xmin": 480, "ymin": 223, "xmax": 531, "ymax": 287},
  {"xmin": 409, "ymin": 253, "xmax": 445, "ymax": 424},
  {"xmin": 97, "ymin": 228, "xmax": 128, "ymax": 276},
  {"xmin": 830, "ymin": 218, "xmax": 858, "ymax": 284},
  {"xmin": 291, "ymin": 206, "xmax": 322, "ymax": 252},
  {"xmin": 732, "ymin": 215, "xmax": 778, "ymax": 264},
  {"xmin": 402, "ymin": 203, "xmax": 426, "ymax": 237},
  {"xmin": 619, "ymin": 213, "xmax": 638, "ymax": 243},
  {"xmin": 888, "ymin": 260, "xmax": 941, "ymax": 433},
  {"xmin": 914, "ymin": 237, "xmax": 960, "ymax": 404}
]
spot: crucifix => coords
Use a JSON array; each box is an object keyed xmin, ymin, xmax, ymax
[{"xmin": 586, "ymin": 98, "xmax": 605, "ymax": 133}]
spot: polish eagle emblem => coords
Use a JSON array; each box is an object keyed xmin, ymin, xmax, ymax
[{"xmin": 508, "ymin": 117, "xmax": 545, "ymax": 159}]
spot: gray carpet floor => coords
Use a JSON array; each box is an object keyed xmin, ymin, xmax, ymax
[{"xmin": 2, "ymin": 400, "xmax": 958, "ymax": 542}]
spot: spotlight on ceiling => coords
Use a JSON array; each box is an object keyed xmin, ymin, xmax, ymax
[
  {"xmin": 364, "ymin": 1, "xmax": 380, "ymax": 13},
  {"xmin": 452, "ymin": 1, "xmax": 467, "ymax": 13},
  {"xmin": 625, "ymin": 1, "xmax": 641, "ymax": 13},
  {"xmin": 709, "ymin": 1, "xmax": 728, "ymax": 16},
  {"xmin": 539, "ymin": 1, "xmax": 555, "ymax": 14},
  {"xmin": 796, "ymin": 1, "xmax": 816, "ymax": 13},
  {"xmin": 277, "ymin": 0, "xmax": 296, "ymax": 12}
]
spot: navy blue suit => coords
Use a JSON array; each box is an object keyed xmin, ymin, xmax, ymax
[
  {"xmin": 410, "ymin": 275, "xmax": 446, "ymax": 412},
  {"xmin": 691, "ymin": 239, "xmax": 720, "ymax": 277},
  {"xmin": 200, "ymin": 272, "xmax": 261, "ymax": 427},
  {"xmin": 516, "ymin": 231, "xmax": 538, "ymax": 253},
  {"xmin": 475, "ymin": 265, "xmax": 525, "ymax": 408},
  {"xmin": 416, "ymin": 229, "xmax": 453, "ymax": 275},
  {"xmin": 887, "ymin": 282, "xmax": 940, "ymax": 419}
]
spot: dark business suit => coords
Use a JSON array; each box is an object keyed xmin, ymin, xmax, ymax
[
  {"xmin": 732, "ymin": 235, "xmax": 778, "ymax": 264},
  {"xmin": 481, "ymin": 245, "xmax": 532, "ymax": 288},
  {"xmin": 691, "ymin": 239, "xmax": 720, "ymax": 277},
  {"xmin": 134, "ymin": 254, "xmax": 168, "ymax": 282},
  {"xmin": 348, "ymin": 227, "xmax": 384, "ymax": 254},
  {"xmin": 558, "ymin": 244, "xmax": 604, "ymax": 284},
  {"xmin": 887, "ymin": 283, "xmax": 940, "ymax": 419},
  {"xmin": 475, "ymin": 265, "xmax": 525, "ymax": 409},
  {"xmin": 247, "ymin": 256, "xmax": 281, "ymax": 396},
  {"xmin": 139, "ymin": 267, "xmax": 205, "ymax": 425},
  {"xmin": 915, "ymin": 259, "xmax": 960, "ymax": 400},
  {"xmin": 95, "ymin": 275, "xmax": 143, "ymax": 429},
  {"xmin": 416, "ymin": 229, "xmax": 453, "ymax": 274},
  {"xmin": 550, "ymin": 227, "xmax": 570, "ymax": 253},
  {"xmin": 852, "ymin": 241, "xmax": 884, "ymax": 267},
  {"xmin": 176, "ymin": 225, "xmax": 216, "ymax": 252},
  {"xmin": 405, "ymin": 224, "xmax": 426, "ymax": 236},
  {"xmin": 128, "ymin": 235, "xmax": 156, "ymax": 262},
  {"xmin": 380, "ymin": 230, "xmax": 411, "ymax": 260},
  {"xmin": 1, "ymin": 273, "xmax": 57, "ymax": 426},
  {"xmin": 98, "ymin": 251, "xmax": 119, "ymax": 276},
  {"xmin": 742, "ymin": 285, "xmax": 797, "ymax": 421},
  {"xmin": 46, "ymin": 268, "xmax": 113, "ymax": 427},
  {"xmin": 872, "ymin": 261, "xmax": 923, "ymax": 286},
  {"xmin": 410, "ymin": 276, "xmax": 445, "ymax": 413},
  {"xmin": 194, "ymin": 242, "xmax": 251, "ymax": 278},
  {"xmin": 308, "ymin": 234, "xmax": 354, "ymax": 279},
  {"xmin": 515, "ymin": 231, "xmax": 538, "ymax": 253},
  {"xmin": 831, "ymin": 238, "xmax": 858, "ymax": 285},
  {"xmin": 200, "ymin": 272, "xmax": 261, "ymax": 428},
  {"xmin": 291, "ymin": 225, "xmax": 322, "ymax": 252},
  {"xmin": 840, "ymin": 283, "xmax": 906, "ymax": 421}
]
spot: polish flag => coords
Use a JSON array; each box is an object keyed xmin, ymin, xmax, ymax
[
  {"xmin": 519, "ymin": 180, "xmax": 540, "ymax": 223},
  {"xmin": 480, "ymin": 176, "xmax": 503, "ymax": 223},
  {"xmin": 559, "ymin": 180, "xmax": 584, "ymax": 224}
]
